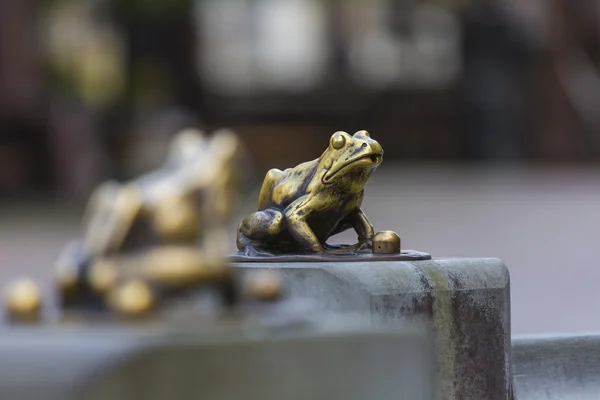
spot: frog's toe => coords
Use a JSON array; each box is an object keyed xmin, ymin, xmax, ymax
[
  {"xmin": 354, "ymin": 240, "xmax": 373, "ymax": 253},
  {"xmin": 240, "ymin": 243, "xmax": 259, "ymax": 257},
  {"xmin": 239, "ymin": 241, "xmax": 273, "ymax": 257},
  {"xmin": 250, "ymin": 248, "xmax": 278, "ymax": 257}
]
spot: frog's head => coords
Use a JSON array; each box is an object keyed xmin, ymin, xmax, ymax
[{"xmin": 319, "ymin": 130, "xmax": 383, "ymax": 190}]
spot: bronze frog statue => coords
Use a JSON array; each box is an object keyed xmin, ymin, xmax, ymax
[{"xmin": 237, "ymin": 130, "xmax": 383, "ymax": 256}]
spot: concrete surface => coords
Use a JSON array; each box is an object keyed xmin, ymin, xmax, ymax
[
  {"xmin": 1, "ymin": 165, "xmax": 600, "ymax": 335},
  {"xmin": 512, "ymin": 334, "xmax": 600, "ymax": 400},
  {"xmin": 0, "ymin": 313, "xmax": 434, "ymax": 400},
  {"xmin": 233, "ymin": 258, "xmax": 511, "ymax": 400}
]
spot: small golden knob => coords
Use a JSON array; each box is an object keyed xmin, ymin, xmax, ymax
[
  {"xmin": 372, "ymin": 231, "xmax": 401, "ymax": 254},
  {"xmin": 4, "ymin": 278, "xmax": 42, "ymax": 322}
]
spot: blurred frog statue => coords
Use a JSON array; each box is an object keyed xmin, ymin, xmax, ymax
[{"xmin": 51, "ymin": 128, "xmax": 250, "ymax": 316}]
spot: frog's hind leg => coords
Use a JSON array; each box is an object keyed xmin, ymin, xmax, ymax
[
  {"xmin": 240, "ymin": 209, "xmax": 285, "ymax": 239},
  {"xmin": 236, "ymin": 209, "xmax": 285, "ymax": 256}
]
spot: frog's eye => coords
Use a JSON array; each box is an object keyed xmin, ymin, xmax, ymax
[
  {"xmin": 331, "ymin": 133, "xmax": 346, "ymax": 149},
  {"xmin": 354, "ymin": 130, "xmax": 370, "ymax": 138}
]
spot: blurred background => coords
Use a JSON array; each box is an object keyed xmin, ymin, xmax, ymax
[{"xmin": 1, "ymin": 0, "xmax": 600, "ymax": 335}]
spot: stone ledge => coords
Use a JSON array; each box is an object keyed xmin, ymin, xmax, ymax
[
  {"xmin": 513, "ymin": 334, "xmax": 600, "ymax": 400},
  {"xmin": 0, "ymin": 315, "xmax": 434, "ymax": 400},
  {"xmin": 233, "ymin": 257, "xmax": 511, "ymax": 400}
]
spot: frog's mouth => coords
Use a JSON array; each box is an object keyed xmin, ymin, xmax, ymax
[{"xmin": 322, "ymin": 153, "xmax": 383, "ymax": 184}]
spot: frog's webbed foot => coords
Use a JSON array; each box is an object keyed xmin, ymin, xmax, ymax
[
  {"xmin": 354, "ymin": 239, "xmax": 373, "ymax": 253},
  {"xmin": 338, "ymin": 238, "xmax": 372, "ymax": 254},
  {"xmin": 242, "ymin": 245, "xmax": 274, "ymax": 257},
  {"xmin": 323, "ymin": 243, "xmax": 345, "ymax": 251},
  {"xmin": 237, "ymin": 232, "xmax": 273, "ymax": 257},
  {"xmin": 323, "ymin": 242, "xmax": 367, "ymax": 255}
]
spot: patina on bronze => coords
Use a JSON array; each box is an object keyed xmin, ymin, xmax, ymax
[{"xmin": 235, "ymin": 130, "xmax": 431, "ymax": 262}]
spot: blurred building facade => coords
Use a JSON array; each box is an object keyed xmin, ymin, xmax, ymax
[{"xmin": 0, "ymin": 0, "xmax": 599, "ymax": 198}]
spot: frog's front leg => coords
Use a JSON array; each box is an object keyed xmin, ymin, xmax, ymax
[
  {"xmin": 349, "ymin": 208, "xmax": 375, "ymax": 251},
  {"xmin": 284, "ymin": 196, "xmax": 324, "ymax": 253}
]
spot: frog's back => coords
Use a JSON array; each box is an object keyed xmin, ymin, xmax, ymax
[{"xmin": 258, "ymin": 159, "xmax": 318, "ymax": 210}]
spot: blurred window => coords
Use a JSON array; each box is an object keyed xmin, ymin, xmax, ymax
[
  {"xmin": 195, "ymin": 0, "xmax": 461, "ymax": 95},
  {"xmin": 196, "ymin": 0, "xmax": 327, "ymax": 94}
]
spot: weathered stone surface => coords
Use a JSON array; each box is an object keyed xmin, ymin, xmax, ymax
[
  {"xmin": 233, "ymin": 258, "xmax": 511, "ymax": 400},
  {"xmin": 0, "ymin": 313, "xmax": 434, "ymax": 400},
  {"xmin": 512, "ymin": 334, "xmax": 600, "ymax": 400}
]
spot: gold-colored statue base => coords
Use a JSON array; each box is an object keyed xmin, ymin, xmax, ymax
[{"xmin": 229, "ymin": 249, "xmax": 431, "ymax": 263}]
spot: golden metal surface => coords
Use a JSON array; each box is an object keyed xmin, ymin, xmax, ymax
[
  {"xmin": 244, "ymin": 271, "xmax": 283, "ymax": 302},
  {"xmin": 89, "ymin": 259, "xmax": 118, "ymax": 293},
  {"xmin": 372, "ymin": 231, "xmax": 401, "ymax": 254},
  {"xmin": 237, "ymin": 130, "xmax": 383, "ymax": 256},
  {"xmin": 83, "ymin": 183, "xmax": 142, "ymax": 257},
  {"xmin": 3, "ymin": 279, "xmax": 42, "ymax": 321},
  {"xmin": 97, "ymin": 246, "xmax": 228, "ymax": 288},
  {"xmin": 107, "ymin": 280, "xmax": 155, "ymax": 317}
]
